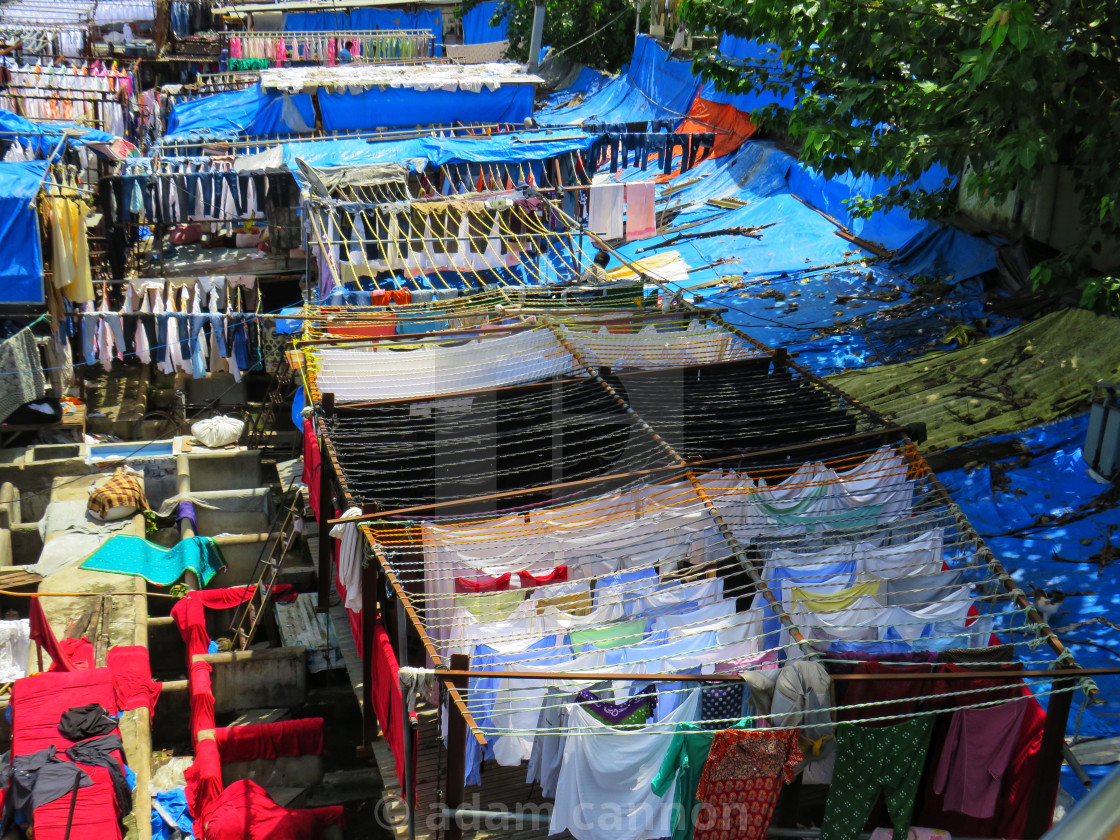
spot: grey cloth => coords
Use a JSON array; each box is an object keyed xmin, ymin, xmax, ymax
[
  {"xmin": 5, "ymin": 746, "xmax": 93, "ymax": 819},
  {"xmin": 741, "ymin": 659, "xmax": 835, "ymax": 765},
  {"xmin": 0, "ymin": 328, "xmax": 46, "ymax": 424},
  {"xmin": 881, "ymin": 570, "xmax": 964, "ymax": 608},
  {"xmin": 67, "ymin": 733, "xmax": 131, "ymax": 816}
]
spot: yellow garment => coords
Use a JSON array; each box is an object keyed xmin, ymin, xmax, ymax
[
  {"xmin": 790, "ymin": 580, "xmax": 881, "ymax": 613},
  {"xmin": 536, "ymin": 589, "xmax": 592, "ymax": 616},
  {"xmin": 48, "ymin": 192, "xmax": 73, "ymax": 290},
  {"xmin": 63, "ymin": 196, "xmax": 93, "ymax": 303}
]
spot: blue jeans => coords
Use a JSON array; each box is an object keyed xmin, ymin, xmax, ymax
[
  {"xmin": 82, "ymin": 313, "xmax": 98, "ymax": 365},
  {"xmin": 188, "ymin": 313, "xmax": 208, "ymax": 378}
]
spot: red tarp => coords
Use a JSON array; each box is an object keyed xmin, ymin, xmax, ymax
[
  {"xmin": 107, "ymin": 645, "xmax": 162, "ymax": 720},
  {"xmin": 214, "ymin": 718, "xmax": 325, "ymax": 764},
  {"xmin": 10, "ymin": 668, "xmax": 117, "ymax": 755}
]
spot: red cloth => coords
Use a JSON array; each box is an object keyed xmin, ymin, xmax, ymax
[
  {"xmin": 371, "ymin": 621, "xmax": 413, "ymax": 798},
  {"xmin": 518, "ymin": 566, "xmax": 568, "ymax": 588},
  {"xmin": 455, "ymin": 572, "xmax": 512, "ymax": 594},
  {"xmin": 189, "ymin": 659, "xmax": 217, "ymax": 739},
  {"xmin": 29, "ymin": 596, "xmax": 80, "ymax": 672},
  {"xmin": 48, "ymin": 637, "xmax": 94, "ymax": 671},
  {"xmin": 186, "ymin": 736, "xmax": 225, "ymax": 825},
  {"xmin": 198, "ymin": 779, "xmax": 345, "ymax": 840},
  {"xmin": 171, "ymin": 585, "xmax": 298, "ymax": 661},
  {"xmin": 31, "ymin": 761, "xmax": 123, "ymax": 840},
  {"xmin": 10, "ymin": 668, "xmax": 118, "ymax": 755},
  {"xmin": 107, "ymin": 645, "xmax": 162, "ymax": 720},
  {"xmin": 835, "ymin": 661, "xmax": 936, "ymax": 725},
  {"xmin": 214, "ymin": 718, "xmax": 325, "ymax": 764},
  {"xmin": 302, "ymin": 419, "xmax": 322, "ymax": 520}
]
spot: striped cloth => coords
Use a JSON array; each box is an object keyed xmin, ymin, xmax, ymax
[{"xmin": 87, "ymin": 468, "xmax": 149, "ymax": 519}]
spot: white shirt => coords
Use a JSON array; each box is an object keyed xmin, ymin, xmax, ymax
[{"xmin": 328, "ymin": 505, "xmax": 364, "ymax": 611}]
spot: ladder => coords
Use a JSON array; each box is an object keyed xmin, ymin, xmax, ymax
[
  {"xmin": 230, "ymin": 491, "xmax": 305, "ymax": 650},
  {"xmin": 244, "ymin": 351, "xmax": 297, "ymax": 450}
]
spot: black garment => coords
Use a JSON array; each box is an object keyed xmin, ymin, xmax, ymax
[
  {"xmin": 58, "ymin": 704, "xmax": 118, "ymax": 741},
  {"xmin": 5, "ymin": 746, "xmax": 92, "ymax": 821},
  {"xmin": 67, "ymin": 734, "xmax": 131, "ymax": 816}
]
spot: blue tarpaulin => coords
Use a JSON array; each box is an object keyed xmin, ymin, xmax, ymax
[
  {"xmin": 462, "ymin": 1, "xmax": 507, "ymax": 43},
  {"xmin": 0, "ymin": 161, "xmax": 46, "ymax": 304},
  {"xmin": 285, "ymin": 8, "xmax": 443, "ymax": 56},
  {"xmin": 699, "ymin": 35, "xmax": 797, "ymax": 112},
  {"xmin": 165, "ymin": 84, "xmax": 315, "ymax": 141},
  {"xmin": 282, "ymin": 129, "xmax": 595, "ymax": 181},
  {"xmin": 537, "ymin": 35, "xmax": 700, "ymax": 125},
  {"xmin": 0, "ymin": 109, "xmax": 117, "ymax": 157},
  {"xmin": 318, "ymin": 84, "xmax": 533, "ymax": 132}
]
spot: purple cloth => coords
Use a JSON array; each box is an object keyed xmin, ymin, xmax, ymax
[
  {"xmin": 933, "ymin": 700, "xmax": 1028, "ymax": 818},
  {"xmin": 177, "ymin": 500, "xmax": 198, "ymax": 534},
  {"xmin": 575, "ymin": 684, "xmax": 656, "ymax": 725}
]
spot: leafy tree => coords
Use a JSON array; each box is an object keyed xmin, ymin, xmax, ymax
[
  {"xmin": 679, "ymin": 0, "xmax": 1120, "ymax": 306},
  {"xmin": 460, "ymin": 0, "xmax": 641, "ymax": 72}
]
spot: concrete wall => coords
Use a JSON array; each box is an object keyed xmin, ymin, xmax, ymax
[
  {"xmin": 221, "ymin": 755, "xmax": 325, "ymax": 790},
  {"xmin": 188, "ymin": 451, "xmax": 264, "ymax": 493},
  {"xmin": 193, "ymin": 489, "xmax": 274, "ymax": 535},
  {"xmin": 200, "ymin": 647, "xmax": 308, "ymax": 714}
]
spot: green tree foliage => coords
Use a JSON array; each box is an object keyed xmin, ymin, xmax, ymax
[
  {"xmin": 461, "ymin": 0, "xmax": 641, "ymax": 72},
  {"xmin": 679, "ymin": 0, "xmax": 1120, "ymax": 305}
]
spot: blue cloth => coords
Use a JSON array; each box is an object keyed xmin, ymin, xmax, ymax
[
  {"xmin": 80, "ymin": 535, "xmax": 227, "ymax": 586},
  {"xmin": 151, "ymin": 788, "xmax": 193, "ymax": 840},
  {"xmin": 291, "ymin": 385, "xmax": 306, "ymax": 431},
  {"xmin": 464, "ymin": 636, "xmax": 571, "ymax": 785},
  {"xmin": 275, "ymin": 306, "xmax": 304, "ymax": 335},
  {"xmin": 0, "ymin": 161, "xmax": 46, "ymax": 303}
]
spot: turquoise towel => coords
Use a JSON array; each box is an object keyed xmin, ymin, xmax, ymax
[{"xmin": 81, "ymin": 535, "xmax": 227, "ymax": 587}]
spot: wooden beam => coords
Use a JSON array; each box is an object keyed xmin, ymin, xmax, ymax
[
  {"xmin": 443, "ymin": 653, "xmax": 470, "ymax": 840},
  {"xmin": 1025, "ymin": 676, "xmax": 1077, "ymax": 838}
]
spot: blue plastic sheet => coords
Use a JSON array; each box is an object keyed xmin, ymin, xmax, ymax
[
  {"xmin": 282, "ymin": 130, "xmax": 595, "ymax": 183},
  {"xmin": 537, "ymin": 35, "xmax": 700, "ymax": 125},
  {"xmin": 538, "ymin": 67, "xmax": 612, "ymax": 111},
  {"xmin": 0, "ymin": 108, "xmax": 116, "ymax": 157},
  {"xmin": 462, "ymin": 1, "xmax": 507, "ymax": 43},
  {"xmin": 318, "ymin": 84, "xmax": 533, "ymax": 131},
  {"xmin": 165, "ymin": 84, "xmax": 315, "ymax": 141},
  {"xmin": 699, "ymin": 34, "xmax": 796, "ymax": 113},
  {"xmin": 0, "ymin": 161, "xmax": 46, "ymax": 304},
  {"xmin": 937, "ymin": 413, "xmax": 1120, "ymax": 795},
  {"xmin": 151, "ymin": 789, "xmax": 192, "ymax": 840}
]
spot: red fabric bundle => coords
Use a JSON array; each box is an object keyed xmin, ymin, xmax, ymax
[
  {"xmin": 185, "ymin": 736, "xmax": 225, "ymax": 823},
  {"xmin": 519, "ymin": 566, "xmax": 569, "ymax": 588},
  {"xmin": 107, "ymin": 645, "xmax": 162, "ymax": 720},
  {"xmin": 10, "ymin": 668, "xmax": 117, "ymax": 755},
  {"xmin": 189, "ymin": 660, "xmax": 217, "ymax": 739},
  {"xmin": 48, "ymin": 637, "xmax": 94, "ymax": 671},
  {"xmin": 214, "ymin": 718, "xmax": 326, "ymax": 764},
  {"xmin": 198, "ymin": 779, "xmax": 345, "ymax": 840},
  {"xmin": 31, "ymin": 762, "xmax": 123, "ymax": 840},
  {"xmin": 171, "ymin": 586, "xmax": 298, "ymax": 660},
  {"xmin": 455, "ymin": 572, "xmax": 512, "ymax": 594}
]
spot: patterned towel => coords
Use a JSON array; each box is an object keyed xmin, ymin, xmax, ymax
[
  {"xmin": 0, "ymin": 328, "xmax": 45, "ymax": 424},
  {"xmin": 87, "ymin": 468, "xmax": 150, "ymax": 519}
]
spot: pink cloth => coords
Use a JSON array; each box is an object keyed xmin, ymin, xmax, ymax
[
  {"xmin": 933, "ymin": 699, "xmax": 1028, "ymax": 819},
  {"xmin": 624, "ymin": 181, "xmax": 657, "ymax": 241}
]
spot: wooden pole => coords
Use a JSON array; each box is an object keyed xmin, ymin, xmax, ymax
[
  {"xmin": 444, "ymin": 653, "xmax": 470, "ymax": 840},
  {"xmin": 1025, "ymin": 676, "xmax": 1077, "ymax": 838}
]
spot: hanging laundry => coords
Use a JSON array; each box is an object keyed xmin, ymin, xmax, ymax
[
  {"xmin": 587, "ymin": 183, "xmax": 625, "ymax": 240},
  {"xmin": 625, "ymin": 181, "xmax": 657, "ymax": 241},
  {"xmin": 693, "ymin": 728, "xmax": 803, "ymax": 840},
  {"xmin": 819, "ymin": 716, "xmax": 934, "ymax": 840}
]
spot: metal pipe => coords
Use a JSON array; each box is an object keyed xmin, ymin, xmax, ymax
[{"xmin": 1040, "ymin": 765, "xmax": 1120, "ymax": 839}]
